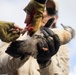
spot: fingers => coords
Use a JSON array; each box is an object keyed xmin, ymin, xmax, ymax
[
  {"xmin": 13, "ymin": 24, "xmax": 23, "ymax": 30},
  {"xmin": 52, "ymin": 34, "xmax": 60, "ymax": 53},
  {"xmin": 40, "ymin": 28, "xmax": 56, "ymax": 55},
  {"xmin": 8, "ymin": 33, "xmax": 20, "ymax": 42},
  {"xmin": 46, "ymin": 37, "xmax": 56, "ymax": 56},
  {"xmin": 40, "ymin": 27, "xmax": 55, "ymax": 52},
  {"xmin": 41, "ymin": 28, "xmax": 49, "ymax": 38},
  {"xmin": 9, "ymin": 24, "xmax": 23, "ymax": 34},
  {"xmin": 43, "ymin": 27, "xmax": 54, "ymax": 36},
  {"xmin": 40, "ymin": 28, "xmax": 55, "ymax": 54},
  {"xmin": 37, "ymin": 41, "xmax": 49, "ymax": 59},
  {"xmin": 41, "ymin": 27, "xmax": 60, "ymax": 55},
  {"xmin": 9, "ymin": 28, "xmax": 20, "ymax": 34},
  {"xmin": 37, "ymin": 27, "xmax": 60, "ymax": 66},
  {"xmin": 37, "ymin": 38, "xmax": 52, "ymax": 65},
  {"xmin": 20, "ymin": 29, "xmax": 26, "ymax": 35},
  {"xmin": 44, "ymin": 18, "xmax": 55, "ymax": 27},
  {"xmin": 37, "ymin": 39, "xmax": 49, "ymax": 51},
  {"xmin": 37, "ymin": 42, "xmax": 43, "ymax": 52}
]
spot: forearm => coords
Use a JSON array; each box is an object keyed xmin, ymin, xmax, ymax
[
  {"xmin": 0, "ymin": 21, "xmax": 14, "ymax": 41},
  {"xmin": 24, "ymin": 0, "xmax": 45, "ymax": 34},
  {"xmin": 0, "ymin": 21, "xmax": 20, "ymax": 42},
  {"xmin": 0, "ymin": 20, "xmax": 14, "ymax": 27}
]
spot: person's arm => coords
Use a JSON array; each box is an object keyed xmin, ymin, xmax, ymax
[
  {"xmin": 0, "ymin": 25, "xmax": 74, "ymax": 74},
  {"xmin": 37, "ymin": 25, "xmax": 73, "ymax": 75},
  {"xmin": 0, "ymin": 21, "xmax": 23, "ymax": 43},
  {"xmin": 23, "ymin": 0, "xmax": 46, "ymax": 36},
  {"xmin": 35, "ymin": 25, "xmax": 75, "ymax": 68}
]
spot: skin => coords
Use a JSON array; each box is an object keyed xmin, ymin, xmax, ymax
[
  {"xmin": 13, "ymin": 24, "xmax": 23, "ymax": 31},
  {"xmin": 24, "ymin": 10, "xmax": 58, "ymax": 31},
  {"xmin": 9, "ymin": 24, "xmax": 23, "ymax": 34},
  {"xmin": 42, "ymin": 10, "xmax": 58, "ymax": 28}
]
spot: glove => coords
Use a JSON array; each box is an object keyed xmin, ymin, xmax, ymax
[
  {"xmin": 0, "ymin": 21, "xmax": 20, "ymax": 42},
  {"xmin": 37, "ymin": 27, "xmax": 60, "ymax": 67},
  {"xmin": 24, "ymin": 0, "xmax": 45, "ymax": 35},
  {"xmin": 44, "ymin": 18, "xmax": 55, "ymax": 27}
]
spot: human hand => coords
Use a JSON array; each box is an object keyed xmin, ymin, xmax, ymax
[
  {"xmin": 0, "ymin": 22, "xmax": 23, "ymax": 42},
  {"xmin": 20, "ymin": 24, "xmax": 34, "ymax": 36},
  {"xmin": 37, "ymin": 27, "xmax": 60, "ymax": 67},
  {"xmin": 9, "ymin": 24, "xmax": 23, "ymax": 34}
]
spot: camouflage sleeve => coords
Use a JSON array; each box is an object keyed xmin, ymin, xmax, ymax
[
  {"xmin": 0, "ymin": 21, "xmax": 14, "ymax": 27},
  {"xmin": 24, "ymin": 0, "xmax": 45, "ymax": 33},
  {"xmin": 24, "ymin": 0, "xmax": 45, "ymax": 14},
  {"xmin": 0, "ymin": 21, "xmax": 20, "ymax": 43}
]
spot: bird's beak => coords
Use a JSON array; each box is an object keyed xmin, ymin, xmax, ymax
[{"xmin": 61, "ymin": 23, "xmax": 66, "ymax": 29}]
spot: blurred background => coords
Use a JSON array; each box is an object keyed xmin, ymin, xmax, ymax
[{"xmin": 0, "ymin": 0, "xmax": 76, "ymax": 75}]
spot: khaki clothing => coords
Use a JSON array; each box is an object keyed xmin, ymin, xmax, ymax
[
  {"xmin": 0, "ymin": 28, "xmax": 74, "ymax": 75},
  {"xmin": 0, "ymin": 44, "xmax": 69, "ymax": 75},
  {"xmin": 40, "ymin": 44, "xmax": 69, "ymax": 75},
  {"xmin": 0, "ymin": 40, "xmax": 40, "ymax": 75}
]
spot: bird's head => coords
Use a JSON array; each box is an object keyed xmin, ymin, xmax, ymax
[{"xmin": 61, "ymin": 23, "xmax": 75, "ymax": 38}]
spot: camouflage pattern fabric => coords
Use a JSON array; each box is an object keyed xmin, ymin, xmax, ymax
[
  {"xmin": 0, "ymin": 21, "xmax": 20, "ymax": 43},
  {"xmin": 24, "ymin": 0, "xmax": 45, "ymax": 33}
]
